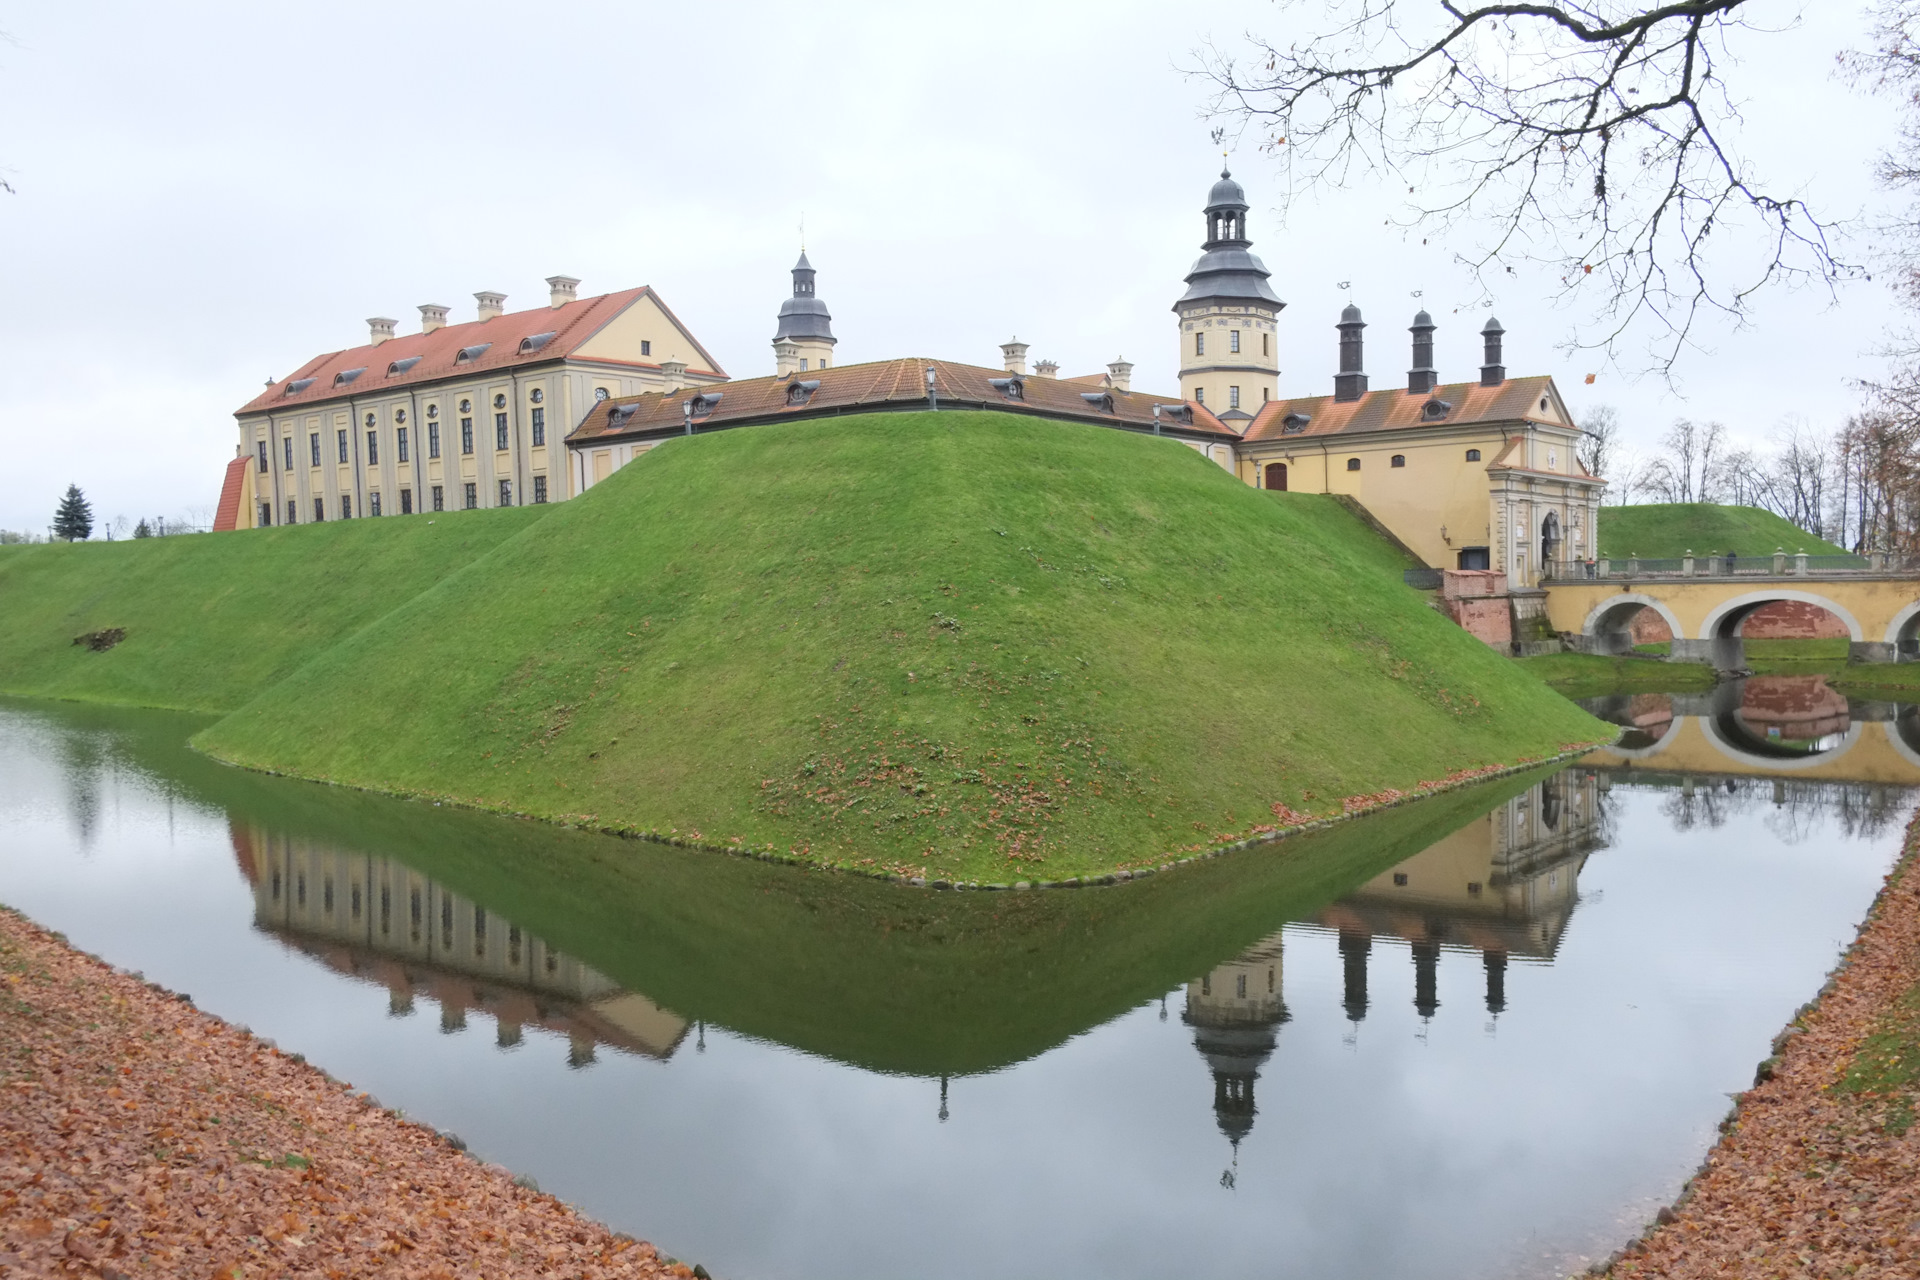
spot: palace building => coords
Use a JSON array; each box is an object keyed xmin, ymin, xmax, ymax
[{"xmin": 217, "ymin": 167, "xmax": 1603, "ymax": 587}]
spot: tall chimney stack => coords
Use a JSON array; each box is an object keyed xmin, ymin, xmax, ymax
[
  {"xmin": 474, "ymin": 291, "xmax": 507, "ymax": 322},
  {"xmin": 1334, "ymin": 304, "xmax": 1368, "ymax": 402},
  {"xmin": 1480, "ymin": 317, "xmax": 1506, "ymax": 386},
  {"xmin": 367, "ymin": 317, "xmax": 397, "ymax": 346},
  {"xmin": 546, "ymin": 275, "xmax": 580, "ymax": 309},
  {"xmin": 1034, "ymin": 359, "xmax": 1059, "ymax": 379},
  {"xmin": 1107, "ymin": 358, "xmax": 1133, "ymax": 393},
  {"xmin": 1407, "ymin": 310, "xmax": 1438, "ymax": 394},
  {"xmin": 1000, "ymin": 339, "xmax": 1029, "ymax": 375},
  {"xmin": 419, "ymin": 304, "xmax": 449, "ymax": 333},
  {"xmin": 659, "ymin": 359, "xmax": 688, "ymax": 393}
]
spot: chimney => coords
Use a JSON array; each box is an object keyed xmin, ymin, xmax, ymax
[
  {"xmin": 1034, "ymin": 359, "xmax": 1059, "ymax": 379},
  {"xmin": 1107, "ymin": 358, "xmax": 1133, "ymax": 393},
  {"xmin": 1000, "ymin": 339, "xmax": 1030, "ymax": 375},
  {"xmin": 546, "ymin": 275, "xmax": 580, "ymax": 309},
  {"xmin": 474, "ymin": 291, "xmax": 507, "ymax": 322},
  {"xmin": 367, "ymin": 317, "xmax": 397, "ymax": 346},
  {"xmin": 773, "ymin": 339, "xmax": 801, "ymax": 377},
  {"xmin": 660, "ymin": 359, "xmax": 688, "ymax": 393},
  {"xmin": 1334, "ymin": 304, "xmax": 1368, "ymax": 402},
  {"xmin": 419, "ymin": 304, "xmax": 449, "ymax": 334},
  {"xmin": 1407, "ymin": 310, "xmax": 1438, "ymax": 394},
  {"xmin": 1480, "ymin": 317, "xmax": 1506, "ymax": 386}
]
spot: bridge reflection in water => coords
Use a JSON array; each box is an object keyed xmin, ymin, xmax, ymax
[{"xmin": 233, "ymin": 826, "xmax": 690, "ymax": 1066}]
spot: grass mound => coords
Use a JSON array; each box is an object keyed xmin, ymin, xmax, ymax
[
  {"xmin": 0, "ymin": 507, "xmax": 550, "ymax": 713},
  {"xmin": 197, "ymin": 410, "xmax": 1602, "ymax": 881},
  {"xmin": 1598, "ymin": 503, "xmax": 1843, "ymax": 559}
]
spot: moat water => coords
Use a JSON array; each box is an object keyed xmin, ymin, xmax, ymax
[{"xmin": 2, "ymin": 680, "xmax": 1917, "ymax": 1280}]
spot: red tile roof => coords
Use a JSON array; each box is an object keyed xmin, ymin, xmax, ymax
[
  {"xmin": 565, "ymin": 358, "xmax": 1236, "ymax": 445},
  {"xmin": 1239, "ymin": 376, "xmax": 1558, "ymax": 443},
  {"xmin": 212, "ymin": 456, "xmax": 249, "ymax": 532},
  {"xmin": 236, "ymin": 288, "xmax": 726, "ymax": 416}
]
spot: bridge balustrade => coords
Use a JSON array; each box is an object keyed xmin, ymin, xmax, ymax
[{"xmin": 1544, "ymin": 552, "xmax": 1896, "ymax": 581}]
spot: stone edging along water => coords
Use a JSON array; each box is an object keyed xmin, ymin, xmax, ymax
[{"xmin": 209, "ymin": 738, "xmax": 1612, "ymax": 892}]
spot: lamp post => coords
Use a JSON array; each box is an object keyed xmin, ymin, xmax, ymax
[{"xmin": 925, "ymin": 365, "xmax": 938, "ymax": 412}]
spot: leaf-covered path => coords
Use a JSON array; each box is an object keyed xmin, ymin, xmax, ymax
[
  {"xmin": 1602, "ymin": 815, "xmax": 1920, "ymax": 1278},
  {"xmin": 0, "ymin": 907, "xmax": 691, "ymax": 1278}
]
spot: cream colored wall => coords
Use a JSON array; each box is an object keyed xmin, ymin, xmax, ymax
[
  {"xmin": 572, "ymin": 293, "xmax": 712, "ymax": 371},
  {"xmin": 1178, "ymin": 302, "xmax": 1280, "ymax": 412}
]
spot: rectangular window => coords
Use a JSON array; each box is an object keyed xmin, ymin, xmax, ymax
[
  {"xmin": 531, "ymin": 406, "xmax": 545, "ymax": 446},
  {"xmin": 256, "ymin": 440, "xmax": 268, "ymax": 473},
  {"xmin": 498, "ymin": 479, "xmax": 512, "ymax": 507},
  {"xmin": 800, "ymin": 358, "xmax": 809, "ymax": 371},
  {"xmin": 428, "ymin": 422, "xmax": 441, "ymax": 459},
  {"xmin": 340, "ymin": 494, "xmax": 352, "ymax": 519},
  {"xmin": 283, "ymin": 437, "xmax": 294, "ymax": 470},
  {"xmin": 397, "ymin": 427, "xmax": 409, "ymax": 463},
  {"xmin": 495, "ymin": 413, "xmax": 508, "ymax": 451},
  {"xmin": 309, "ymin": 432, "xmax": 321, "ymax": 467},
  {"xmin": 366, "ymin": 430, "xmax": 378, "ymax": 465},
  {"xmin": 533, "ymin": 474, "xmax": 548, "ymax": 504},
  {"xmin": 1229, "ymin": 386, "xmax": 1241, "ymax": 408},
  {"xmin": 337, "ymin": 429, "xmax": 349, "ymax": 463},
  {"xmin": 400, "ymin": 487, "xmax": 413, "ymax": 515},
  {"xmin": 286, "ymin": 499, "xmax": 297, "ymax": 525},
  {"xmin": 432, "ymin": 484, "xmax": 444, "ymax": 512},
  {"xmin": 1262, "ymin": 333, "xmax": 1270, "ymax": 357},
  {"xmin": 313, "ymin": 497, "xmax": 324, "ymax": 522},
  {"xmin": 1262, "ymin": 387, "xmax": 1270, "ymax": 402},
  {"xmin": 641, "ymin": 339, "xmax": 651, "ymax": 356},
  {"xmin": 1195, "ymin": 332, "xmax": 1205, "ymax": 357},
  {"xmin": 463, "ymin": 482, "xmax": 476, "ymax": 510},
  {"xmin": 1230, "ymin": 330, "xmax": 1241, "ymax": 353},
  {"xmin": 369, "ymin": 490, "xmax": 382, "ymax": 517},
  {"xmin": 1194, "ymin": 387, "xmax": 1205, "ymax": 404},
  {"xmin": 460, "ymin": 417, "xmax": 473, "ymax": 455}
]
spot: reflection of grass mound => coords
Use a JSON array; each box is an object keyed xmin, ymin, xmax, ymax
[
  {"xmin": 199, "ymin": 410, "xmax": 1600, "ymax": 880},
  {"xmin": 1597, "ymin": 503, "xmax": 1844, "ymax": 559}
]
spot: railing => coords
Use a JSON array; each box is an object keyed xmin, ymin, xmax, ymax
[
  {"xmin": 1543, "ymin": 551, "xmax": 1901, "ymax": 581},
  {"xmin": 1403, "ymin": 568, "xmax": 1444, "ymax": 590}
]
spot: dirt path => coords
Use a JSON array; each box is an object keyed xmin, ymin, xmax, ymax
[
  {"xmin": 0, "ymin": 907, "xmax": 696, "ymax": 1278},
  {"xmin": 1600, "ymin": 815, "xmax": 1920, "ymax": 1278}
]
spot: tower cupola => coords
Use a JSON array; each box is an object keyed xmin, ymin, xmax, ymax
[
  {"xmin": 1174, "ymin": 165, "xmax": 1283, "ymax": 415},
  {"xmin": 773, "ymin": 250, "xmax": 837, "ymax": 376}
]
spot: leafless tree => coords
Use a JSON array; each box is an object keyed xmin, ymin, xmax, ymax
[
  {"xmin": 1577, "ymin": 403, "xmax": 1622, "ymax": 479},
  {"xmin": 1832, "ymin": 408, "xmax": 1920, "ymax": 551},
  {"xmin": 1200, "ymin": 2, "xmax": 1856, "ymax": 376},
  {"xmin": 1641, "ymin": 417, "xmax": 1725, "ymax": 501}
]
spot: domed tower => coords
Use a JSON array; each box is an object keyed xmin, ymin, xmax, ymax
[
  {"xmin": 1183, "ymin": 933, "xmax": 1288, "ymax": 1152},
  {"xmin": 773, "ymin": 251, "xmax": 836, "ymax": 376},
  {"xmin": 1174, "ymin": 167, "xmax": 1284, "ymax": 420}
]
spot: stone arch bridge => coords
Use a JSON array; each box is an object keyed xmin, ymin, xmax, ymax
[{"xmin": 1545, "ymin": 570, "xmax": 1920, "ymax": 669}]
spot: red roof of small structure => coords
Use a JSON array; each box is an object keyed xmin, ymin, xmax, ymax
[
  {"xmin": 212, "ymin": 456, "xmax": 249, "ymax": 532},
  {"xmin": 236, "ymin": 288, "xmax": 726, "ymax": 417}
]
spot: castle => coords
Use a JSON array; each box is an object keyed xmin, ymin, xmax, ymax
[{"xmin": 219, "ymin": 169, "xmax": 1603, "ymax": 585}]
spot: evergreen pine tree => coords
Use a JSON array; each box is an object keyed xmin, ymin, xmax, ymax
[
  {"xmin": 52, "ymin": 485, "xmax": 93, "ymax": 542},
  {"xmin": 133, "ymin": 519, "xmax": 152, "ymax": 539}
]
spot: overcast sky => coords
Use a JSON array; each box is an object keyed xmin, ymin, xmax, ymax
[{"xmin": 0, "ymin": 1, "xmax": 1905, "ymax": 534}]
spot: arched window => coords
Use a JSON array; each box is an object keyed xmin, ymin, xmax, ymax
[
  {"xmin": 1466, "ymin": 448, "xmax": 1481, "ymax": 461},
  {"xmin": 1265, "ymin": 462, "xmax": 1288, "ymax": 491},
  {"xmin": 1390, "ymin": 454, "xmax": 1406, "ymax": 468},
  {"xmin": 1346, "ymin": 457, "xmax": 1361, "ymax": 472},
  {"xmin": 1541, "ymin": 511, "xmax": 1562, "ymax": 566}
]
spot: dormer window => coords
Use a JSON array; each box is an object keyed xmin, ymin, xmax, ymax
[
  {"xmin": 518, "ymin": 331, "xmax": 557, "ymax": 355},
  {"xmin": 1153, "ymin": 403, "xmax": 1194, "ymax": 427},
  {"xmin": 455, "ymin": 343, "xmax": 492, "ymax": 364},
  {"xmin": 386, "ymin": 356, "xmax": 422, "ymax": 376},
  {"xmin": 284, "ymin": 377, "xmax": 316, "ymax": 395},
  {"xmin": 786, "ymin": 379, "xmax": 821, "ymax": 406},
  {"xmin": 1079, "ymin": 391, "xmax": 1115, "ymax": 413},
  {"xmin": 687, "ymin": 391, "xmax": 723, "ymax": 417},
  {"xmin": 1281, "ymin": 411, "xmax": 1311, "ymax": 433},
  {"xmin": 607, "ymin": 405, "xmax": 637, "ymax": 430},
  {"xmin": 1421, "ymin": 397, "xmax": 1453, "ymax": 421},
  {"xmin": 333, "ymin": 367, "xmax": 366, "ymax": 387},
  {"xmin": 987, "ymin": 376, "xmax": 1025, "ymax": 401}
]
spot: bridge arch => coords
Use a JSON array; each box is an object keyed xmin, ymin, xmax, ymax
[
  {"xmin": 1579, "ymin": 594, "xmax": 1685, "ymax": 654},
  {"xmin": 1882, "ymin": 600, "xmax": 1920, "ymax": 651},
  {"xmin": 1697, "ymin": 590, "xmax": 1863, "ymax": 642},
  {"xmin": 1699, "ymin": 710, "xmax": 1864, "ymax": 771}
]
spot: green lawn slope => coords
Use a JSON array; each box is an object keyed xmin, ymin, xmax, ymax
[
  {"xmin": 0, "ymin": 507, "xmax": 550, "ymax": 713},
  {"xmin": 1598, "ymin": 503, "xmax": 1845, "ymax": 559},
  {"xmin": 197, "ymin": 409, "xmax": 1604, "ymax": 882}
]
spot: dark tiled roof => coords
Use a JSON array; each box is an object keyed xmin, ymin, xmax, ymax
[
  {"xmin": 1239, "ymin": 376, "xmax": 1558, "ymax": 442},
  {"xmin": 237, "ymin": 288, "xmax": 726, "ymax": 416},
  {"xmin": 565, "ymin": 358, "xmax": 1237, "ymax": 445}
]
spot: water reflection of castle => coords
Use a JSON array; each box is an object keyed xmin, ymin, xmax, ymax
[
  {"xmin": 231, "ymin": 822, "xmax": 689, "ymax": 1065},
  {"xmin": 1184, "ymin": 771, "xmax": 1602, "ymax": 1149}
]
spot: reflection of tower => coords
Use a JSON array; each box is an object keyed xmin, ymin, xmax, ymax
[
  {"xmin": 1338, "ymin": 930, "xmax": 1370, "ymax": 1022},
  {"xmin": 1184, "ymin": 933, "xmax": 1288, "ymax": 1151},
  {"xmin": 1483, "ymin": 950, "xmax": 1508, "ymax": 1015},
  {"xmin": 1411, "ymin": 937, "xmax": 1441, "ymax": 1019}
]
